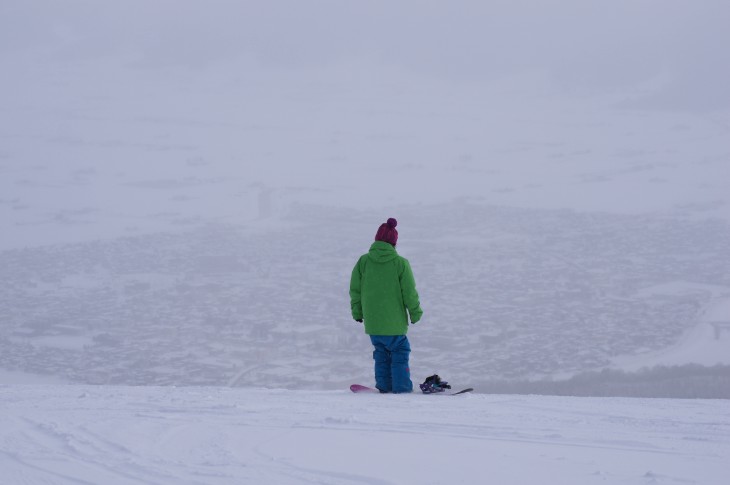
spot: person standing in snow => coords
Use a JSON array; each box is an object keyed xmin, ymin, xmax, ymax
[{"xmin": 349, "ymin": 218, "xmax": 423, "ymax": 393}]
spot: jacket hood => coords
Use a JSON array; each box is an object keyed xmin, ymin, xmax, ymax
[{"xmin": 368, "ymin": 241, "xmax": 399, "ymax": 263}]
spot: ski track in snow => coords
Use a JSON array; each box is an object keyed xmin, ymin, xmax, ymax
[{"xmin": 1, "ymin": 386, "xmax": 729, "ymax": 485}]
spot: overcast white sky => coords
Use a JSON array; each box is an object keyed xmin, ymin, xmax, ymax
[
  {"xmin": 1, "ymin": 0, "xmax": 729, "ymax": 248},
  {"xmin": 2, "ymin": 1, "xmax": 729, "ymax": 110}
]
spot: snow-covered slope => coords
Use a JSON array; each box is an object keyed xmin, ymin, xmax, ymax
[
  {"xmin": 2, "ymin": 204, "xmax": 728, "ymax": 395},
  {"xmin": 1, "ymin": 385, "xmax": 728, "ymax": 485}
]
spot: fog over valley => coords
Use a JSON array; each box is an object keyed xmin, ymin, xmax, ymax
[{"xmin": 1, "ymin": 1, "xmax": 729, "ymax": 397}]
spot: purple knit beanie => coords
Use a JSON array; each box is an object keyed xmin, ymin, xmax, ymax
[{"xmin": 374, "ymin": 218, "xmax": 398, "ymax": 246}]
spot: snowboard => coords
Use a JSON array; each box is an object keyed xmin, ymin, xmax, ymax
[
  {"xmin": 350, "ymin": 384, "xmax": 380, "ymax": 393},
  {"xmin": 350, "ymin": 384, "xmax": 473, "ymax": 395}
]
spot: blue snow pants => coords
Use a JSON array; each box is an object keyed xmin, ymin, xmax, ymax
[{"xmin": 370, "ymin": 335, "xmax": 413, "ymax": 393}]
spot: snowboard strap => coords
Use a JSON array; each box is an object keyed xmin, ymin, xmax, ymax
[{"xmin": 419, "ymin": 374, "xmax": 452, "ymax": 393}]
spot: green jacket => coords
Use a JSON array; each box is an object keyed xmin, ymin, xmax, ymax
[{"xmin": 350, "ymin": 241, "xmax": 423, "ymax": 335}]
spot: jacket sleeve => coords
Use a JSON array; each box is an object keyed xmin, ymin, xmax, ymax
[
  {"xmin": 349, "ymin": 258, "xmax": 363, "ymax": 321},
  {"xmin": 400, "ymin": 259, "xmax": 423, "ymax": 323}
]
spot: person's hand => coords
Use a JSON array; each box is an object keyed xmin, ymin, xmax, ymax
[{"xmin": 355, "ymin": 319, "xmax": 363, "ymax": 323}]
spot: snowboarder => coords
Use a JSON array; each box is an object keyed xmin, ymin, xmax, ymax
[{"xmin": 349, "ymin": 218, "xmax": 423, "ymax": 393}]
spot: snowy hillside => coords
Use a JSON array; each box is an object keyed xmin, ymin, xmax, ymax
[
  {"xmin": 2, "ymin": 204, "xmax": 730, "ymax": 396},
  {"xmin": 1, "ymin": 385, "xmax": 729, "ymax": 485},
  {"xmin": 1, "ymin": 1, "xmax": 730, "ymax": 396}
]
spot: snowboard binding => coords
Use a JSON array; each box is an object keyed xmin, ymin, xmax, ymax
[{"xmin": 419, "ymin": 374, "xmax": 451, "ymax": 394}]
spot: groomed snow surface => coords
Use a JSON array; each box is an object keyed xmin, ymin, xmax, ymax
[{"xmin": 1, "ymin": 385, "xmax": 728, "ymax": 485}]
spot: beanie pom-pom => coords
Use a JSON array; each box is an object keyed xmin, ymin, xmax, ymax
[{"xmin": 386, "ymin": 218, "xmax": 397, "ymax": 228}]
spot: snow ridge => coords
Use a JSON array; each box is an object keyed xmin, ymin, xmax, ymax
[{"xmin": 1, "ymin": 385, "xmax": 729, "ymax": 485}]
